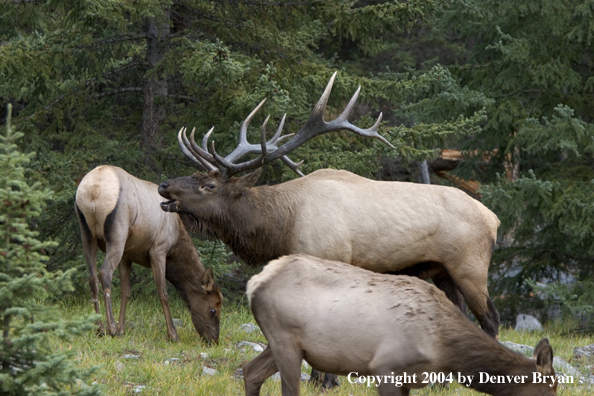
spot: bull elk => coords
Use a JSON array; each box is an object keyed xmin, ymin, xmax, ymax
[
  {"xmin": 159, "ymin": 72, "xmax": 500, "ymax": 336},
  {"xmin": 159, "ymin": 73, "xmax": 500, "ymax": 385},
  {"xmin": 75, "ymin": 165, "xmax": 223, "ymax": 342},
  {"xmin": 243, "ymin": 254, "xmax": 557, "ymax": 396}
]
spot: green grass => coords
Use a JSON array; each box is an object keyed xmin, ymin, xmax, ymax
[{"xmin": 52, "ymin": 293, "xmax": 594, "ymax": 395}]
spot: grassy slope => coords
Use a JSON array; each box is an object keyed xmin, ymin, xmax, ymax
[{"xmin": 53, "ymin": 293, "xmax": 594, "ymax": 396}]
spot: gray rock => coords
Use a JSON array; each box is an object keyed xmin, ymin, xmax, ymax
[
  {"xmin": 172, "ymin": 318, "xmax": 183, "ymax": 328},
  {"xmin": 514, "ymin": 314, "xmax": 543, "ymax": 332},
  {"xmin": 271, "ymin": 372, "xmax": 311, "ymax": 382},
  {"xmin": 500, "ymin": 341, "xmax": 535, "ymax": 356},
  {"xmin": 241, "ymin": 323, "xmax": 260, "ymax": 333},
  {"xmin": 114, "ymin": 360, "xmax": 125, "ymax": 373},
  {"xmin": 164, "ymin": 358, "xmax": 180, "ymax": 365},
  {"xmin": 202, "ymin": 366, "xmax": 216, "ymax": 376},
  {"xmin": 237, "ymin": 341, "xmax": 265, "ymax": 352},
  {"xmin": 574, "ymin": 344, "xmax": 594, "ymax": 359}
]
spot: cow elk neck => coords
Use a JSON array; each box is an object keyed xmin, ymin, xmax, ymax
[{"xmin": 163, "ymin": 168, "xmax": 298, "ymax": 266}]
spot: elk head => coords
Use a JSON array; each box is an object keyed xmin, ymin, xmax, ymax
[
  {"xmin": 190, "ymin": 267, "xmax": 223, "ymax": 343},
  {"xmin": 159, "ymin": 72, "xmax": 394, "ymax": 212}
]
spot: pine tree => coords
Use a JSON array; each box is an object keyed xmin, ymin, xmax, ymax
[
  {"xmin": 0, "ymin": 105, "xmax": 101, "ymax": 396},
  {"xmin": 437, "ymin": 0, "xmax": 594, "ymax": 322},
  {"xmin": 0, "ymin": 0, "xmax": 485, "ymax": 285}
]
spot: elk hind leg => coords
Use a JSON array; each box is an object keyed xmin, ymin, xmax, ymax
[
  {"xmin": 98, "ymin": 241, "xmax": 126, "ymax": 337},
  {"xmin": 243, "ymin": 346, "xmax": 278, "ymax": 396},
  {"xmin": 81, "ymin": 233, "xmax": 103, "ymax": 334},
  {"xmin": 271, "ymin": 340, "xmax": 302, "ymax": 396},
  {"xmin": 77, "ymin": 208, "xmax": 103, "ymax": 334},
  {"xmin": 116, "ymin": 258, "xmax": 132, "ymax": 336},
  {"xmin": 449, "ymin": 264, "xmax": 500, "ymax": 339}
]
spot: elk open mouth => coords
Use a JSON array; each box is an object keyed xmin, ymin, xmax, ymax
[{"xmin": 160, "ymin": 200, "xmax": 179, "ymax": 212}]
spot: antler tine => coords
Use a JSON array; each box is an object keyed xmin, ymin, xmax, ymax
[
  {"xmin": 187, "ymin": 127, "xmax": 220, "ymax": 170},
  {"xmin": 240, "ymin": 98, "xmax": 267, "ymax": 144},
  {"xmin": 210, "ymin": 141, "xmax": 241, "ymax": 177},
  {"xmin": 308, "ymin": 71, "xmax": 337, "ymax": 123},
  {"xmin": 280, "ymin": 156, "xmax": 305, "ymax": 177},
  {"xmin": 324, "ymin": 85, "xmax": 395, "ymax": 148},
  {"xmin": 202, "ymin": 127, "xmax": 214, "ymax": 151},
  {"xmin": 336, "ymin": 85, "xmax": 361, "ymax": 122},
  {"xmin": 222, "ymin": 99, "xmax": 268, "ymax": 163},
  {"xmin": 269, "ymin": 114, "xmax": 294, "ymax": 145},
  {"xmin": 260, "ymin": 116, "xmax": 270, "ymax": 159},
  {"xmin": 179, "ymin": 72, "xmax": 394, "ymax": 178},
  {"xmin": 177, "ymin": 127, "xmax": 216, "ymax": 171}
]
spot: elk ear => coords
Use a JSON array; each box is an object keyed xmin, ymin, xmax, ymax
[
  {"xmin": 207, "ymin": 170, "xmax": 223, "ymax": 178},
  {"xmin": 201, "ymin": 267, "xmax": 215, "ymax": 293},
  {"xmin": 232, "ymin": 169, "xmax": 262, "ymax": 191},
  {"xmin": 533, "ymin": 338, "xmax": 555, "ymax": 376}
]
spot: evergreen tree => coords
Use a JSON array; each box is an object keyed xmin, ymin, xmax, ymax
[
  {"xmin": 0, "ymin": 0, "xmax": 484, "ymax": 285},
  {"xmin": 0, "ymin": 105, "xmax": 101, "ymax": 396},
  {"xmin": 438, "ymin": 0, "xmax": 594, "ymax": 323}
]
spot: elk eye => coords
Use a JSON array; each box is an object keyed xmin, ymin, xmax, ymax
[
  {"xmin": 200, "ymin": 183, "xmax": 215, "ymax": 191},
  {"xmin": 210, "ymin": 309, "xmax": 217, "ymax": 317}
]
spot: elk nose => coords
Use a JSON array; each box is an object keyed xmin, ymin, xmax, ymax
[{"xmin": 158, "ymin": 181, "xmax": 170, "ymax": 196}]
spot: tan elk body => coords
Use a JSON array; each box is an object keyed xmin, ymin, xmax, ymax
[
  {"xmin": 160, "ymin": 167, "xmax": 499, "ymax": 337},
  {"xmin": 75, "ymin": 165, "xmax": 223, "ymax": 341},
  {"xmin": 244, "ymin": 254, "xmax": 557, "ymax": 396},
  {"xmin": 159, "ymin": 73, "xmax": 501, "ymax": 338}
]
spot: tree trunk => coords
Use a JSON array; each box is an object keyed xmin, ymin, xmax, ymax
[
  {"xmin": 417, "ymin": 159, "xmax": 431, "ymax": 184},
  {"xmin": 141, "ymin": 11, "xmax": 170, "ymax": 173}
]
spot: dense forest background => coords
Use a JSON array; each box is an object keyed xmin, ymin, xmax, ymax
[{"xmin": 2, "ymin": 0, "xmax": 594, "ymax": 327}]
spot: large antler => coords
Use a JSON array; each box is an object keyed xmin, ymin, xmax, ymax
[{"xmin": 178, "ymin": 72, "xmax": 395, "ymax": 178}]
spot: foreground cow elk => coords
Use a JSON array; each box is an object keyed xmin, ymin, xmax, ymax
[
  {"xmin": 159, "ymin": 73, "xmax": 500, "ymax": 340},
  {"xmin": 75, "ymin": 165, "xmax": 223, "ymax": 342},
  {"xmin": 244, "ymin": 255, "xmax": 557, "ymax": 396}
]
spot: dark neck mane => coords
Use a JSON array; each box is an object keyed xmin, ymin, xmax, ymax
[{"xmin": 183, "ymin": 185, "xmax": 295, "ymax": 265}]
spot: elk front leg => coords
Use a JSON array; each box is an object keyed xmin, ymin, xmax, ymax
[
  {"xmin": 243, "ymin": 347, "xmax": 278, "ymax": 396},
  {"xmin": 271, "ymin": 340, "xmax": 302, "ymax": 396},
  {"xmin": 116, "ymin": 258, "xmax": 132, "ymax": 336},
  {"xmin": 149, "ymin": 251, "xmax": 179, "ymax": 341},
  {"xmin": 432, "ymin": 270, "xmax": 466, "ymax": 315}
]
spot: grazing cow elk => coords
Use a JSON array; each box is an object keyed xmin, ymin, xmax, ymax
[
  {"xmin": 243, "ymin": 254, "xmax": 557, "ymax": 396},
  {"xmin": 158, "ymin": 73, "xmax": 500, "ymax": 340},
  {"xmin": 75, "ymin": 165, "xmax": 223, "ymax": 342}
]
